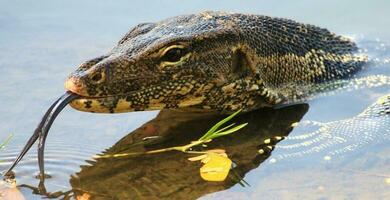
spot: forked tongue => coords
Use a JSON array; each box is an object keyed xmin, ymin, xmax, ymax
[{"xmin": 3, "ymin": 91, "xmax": 79, "ymax": 180}]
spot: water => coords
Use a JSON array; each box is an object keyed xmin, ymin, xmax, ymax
[{"xmin": 0, "ymin": 0, "xmax": 390, "ymax": 199}]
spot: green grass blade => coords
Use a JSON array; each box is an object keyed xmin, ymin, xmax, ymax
[
  {"xmin": 211, "ymin": 123, "xmax": 236, "ymax": 135},
  {"xmin": 208, "ymin": 123, "xmax": 248, "ymax": 140},
  {"xmin": 199, "ymin": 109, "xmax": 242, "ymax": 141},
  {"xmin": 0, "ymin": 134, "xmax": 13, "ymax": 150}
]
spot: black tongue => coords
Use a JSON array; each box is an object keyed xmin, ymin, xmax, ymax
[{"xmin": 3, "ymin": 91, "xmax": 79, "ymax": 179}]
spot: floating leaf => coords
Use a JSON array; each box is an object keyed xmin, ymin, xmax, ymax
[
  {"xmin": 188, "ymin": 154, "xmax": 208, "ymax": 162},
  {"xmin": 199, "ymin": 153, "xmax": 232, "ymax": 181}
]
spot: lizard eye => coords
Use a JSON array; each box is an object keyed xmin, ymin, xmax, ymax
[
  {"xmin": 160, "ymin": 45, "xmax": 189, "ymax": 63},
  {"xmin": 162, "ymin": 48, "xmax": 185, "ymax": 62}
]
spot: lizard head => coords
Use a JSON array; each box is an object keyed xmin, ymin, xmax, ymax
[{"xmin": 65, "ymin": 12, "xmax": 266, "ymax": 113}]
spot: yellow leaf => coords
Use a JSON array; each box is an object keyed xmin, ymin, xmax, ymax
[
  {"xmin": 201, "ymin": 156, "xmax": 211, "ymax": 164},
  {"xmin": 188, "ymin": 154, "xmax": 208, "ymax": 162},
  {"xmin": 200, "ymin": 153, "xmax": 232, "ymax": 181}
]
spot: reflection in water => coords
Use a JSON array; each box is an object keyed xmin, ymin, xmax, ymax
[
  {"xmin": 18, "ymin": 104, "xmax": 308, "ymax": 199},
  {"xmin": 275, "ymin": 93, "xmax": 390, "ymax": 161},
  {"xmin": 71, "ymin": 105, "xmax": 308, "ymax": 199}
]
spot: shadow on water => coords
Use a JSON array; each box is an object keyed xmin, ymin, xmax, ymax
[{"xmin": 18, "ymin": 104, "xmax": 308, "ymax": 199}]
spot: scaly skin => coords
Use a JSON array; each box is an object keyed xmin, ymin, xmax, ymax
[{"xmin": 65, "ymin": 11, "xmax": 367, "ymax": 113}]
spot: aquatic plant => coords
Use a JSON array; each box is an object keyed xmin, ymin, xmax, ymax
[
  {"xmin": 0, "ymin": 134, "xmax": 12, "ymax": 151},
  {"xmin": 96, "ymin": 110, "xmax": 248, "ymax": 181},
  {"xmin": 146, "ymin": 109, "xmax": 248, "ymax": 154},
  {"xmin": 97, "ymin": 109, "xmax": 247, "ymax": 157}
]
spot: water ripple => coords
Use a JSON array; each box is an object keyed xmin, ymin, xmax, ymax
[{"xmin": 0, "ymin": 139, "xmax": 103, "ymax": 186}]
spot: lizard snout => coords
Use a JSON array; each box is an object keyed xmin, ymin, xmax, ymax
[{"xmin": 65, "ymin": 76, "xmax": 88, "ymax": 96}]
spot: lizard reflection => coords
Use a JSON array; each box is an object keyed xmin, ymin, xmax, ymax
[
  {"xmin": 72, "ymin": 104, "xmax": 308, "ymax": 199},
  {"xmin": 19, "ymin": 104, "xmax": 308, "ymax": 199}
]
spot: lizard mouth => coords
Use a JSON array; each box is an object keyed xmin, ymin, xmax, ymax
[
  {"xmin": 64, "ymin": 77, "xmax": 138, "ymax": 113},
  {"xmin": 65, "ymin": 79, "xmax": 164, "ymax": 113},
  {"xmin": 68, "ymin": 93, "xmax": 167, "ymax": 113},
  {"xmin": 65, "ymin": 91, "xmax": 141, "ymax": 114},
  {"xmin": 64, "ymin": 76, "xmax": 207, "ymax": 113}
]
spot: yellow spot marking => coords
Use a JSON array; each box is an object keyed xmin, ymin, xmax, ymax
[
  {"xmin": 275, "ymin": 136, "xmax": 284, "ymax": 140},
  {"xmin": 291, "ymin": 122, "xmax": 299, "ymax": 127},
  {"xmin": 248, "ymin": 84, "xmax": 259, "ymax": 91},
  {"xmin": 114, "ymin": 98, "xmax": 132, "ymax": 112},
  {"xmin": 69, "ymin": 99, "xmax": 110, "ymax": 113},
  {"xmin": 177, "ymin": 85, "xmax": 194, "ymax": 95},
  {"xmin": 178, "ymin": 96, "xmax": 205, "ymax": 107},
  {"xmin": 258, "ymin": 149, "xmax": 265, "ymax": 154},
  {"xmin": 149, "ymin": 97, "xmax": 167, "ymax": 110},
  {"xmin": 221, "ymin": 83, "xmax": 236, "ymax": 94}
]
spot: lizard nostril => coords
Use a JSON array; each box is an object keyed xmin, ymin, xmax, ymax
[
  {"xmin": 65, "ymin": 77, "xmax": 88, "ymax": 96},
  {"xmin": 91, "ymin": 73, "xmax": 105, "ymax": 83}
]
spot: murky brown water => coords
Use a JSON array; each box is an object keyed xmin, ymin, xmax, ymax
[{"xmin": 1, "ymin": 0, "xmax": 390, "ymax": 199}]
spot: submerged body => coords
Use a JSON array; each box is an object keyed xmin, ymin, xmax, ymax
[{"xmin": 65, "ymin": 11, "xmax": 367, "ymax": 113}]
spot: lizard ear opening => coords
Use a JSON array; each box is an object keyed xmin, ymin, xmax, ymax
[{"xmin": 231, "ymin": 48, "xmax": 254, "ymax": 78}]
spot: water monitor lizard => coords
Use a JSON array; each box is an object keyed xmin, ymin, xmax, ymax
[
  {"xmin": 4, "ymin": 11, "xmax": 374, "ymax": 180},
  {"xmin": 64, "ymin": 11, "xmax": 367, "ymax": 113}
]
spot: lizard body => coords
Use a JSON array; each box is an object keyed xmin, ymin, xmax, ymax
[{"xmin": 65, "ymin": 11, "xmax": 367, "ymax": 113}]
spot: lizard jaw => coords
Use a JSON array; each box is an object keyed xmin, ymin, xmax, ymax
[
  {"xmin": 68, "ymin": 94, "xmax": 168, "ymax": 113},
  {"xmin": 64, "ymin": 77, "xmax": 146, "ymax": 113}
]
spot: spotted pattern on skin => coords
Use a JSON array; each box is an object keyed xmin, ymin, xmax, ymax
[{"xmin": 65, "ymin": 11, "xmax": 367, "ymax": 113}]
